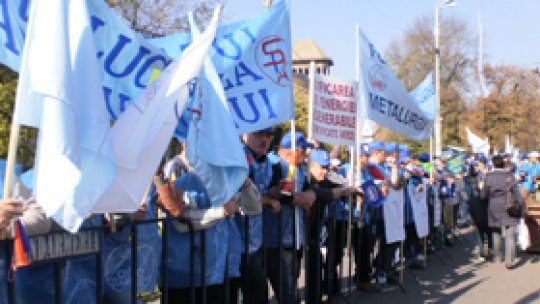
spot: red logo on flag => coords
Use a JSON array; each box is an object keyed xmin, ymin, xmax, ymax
[
  {"xmin": 255, "ymin": 35, "xmax": 291, "ymax": 87},
  {"xmin": 368, "ymin": 64, "xmax": 387, "ymax": 92}
]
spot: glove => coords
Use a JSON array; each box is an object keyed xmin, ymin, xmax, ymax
[{"xmin": 154, "ymin": 176, "xmax": 184, "ymax": 217}]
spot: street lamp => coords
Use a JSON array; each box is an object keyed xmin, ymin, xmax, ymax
[{"xmin": 434, "ymin": 0, "xmax": 456, "ymax": 157}]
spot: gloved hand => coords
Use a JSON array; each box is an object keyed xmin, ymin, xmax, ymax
[{"xmin": 154, "ymin": 176, "xmax": 184, "ymax": 217}]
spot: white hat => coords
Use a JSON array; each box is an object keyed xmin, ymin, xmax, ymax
[{"xmin": 528, "ymin": 151, "xmax": 540, "ymax": 158}]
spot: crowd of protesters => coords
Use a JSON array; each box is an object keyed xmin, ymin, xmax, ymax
[{"xmin": 0, "ymin": 127, "xmax": 539, "ymax": 304}]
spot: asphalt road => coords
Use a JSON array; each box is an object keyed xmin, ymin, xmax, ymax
[{"xmin": 342, "ymin": 227, "xmax": 540, "ymax": 304}]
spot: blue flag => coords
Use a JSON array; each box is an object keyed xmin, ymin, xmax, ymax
[
  {"xmin": 0, "ymin": 0, "xmax": 293, "ymax": 139},
  {"xmin": 410, "ymin": 72, "xmax": 437, "ymax": 121},
  {"xmin": 151, "ymin": 0, "xmax": 294, "ymax": 137},
  {"xmin": 186, "ymin": 14, "xmax": 249, "ymax": 207}
]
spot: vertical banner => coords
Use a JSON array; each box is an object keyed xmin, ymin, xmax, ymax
[
  {"xmin": 383, "ymin": 189, "xmax": 405, "ymax": 243},
  {"xmin": 409, "ymin": 182, "xmax": 429, "ymax": 238},
  {"xmin": 311, "ymin": 74, "xmax": 358, "ymax": 146}
]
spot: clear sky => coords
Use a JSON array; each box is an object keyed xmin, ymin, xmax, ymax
[{"xmin": 223, "ymin": 0, "xmax": 540, "ymax": 80}]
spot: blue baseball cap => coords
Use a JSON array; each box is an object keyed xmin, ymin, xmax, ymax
[
  {"xmin": 518, "ymin": 153, "xmax": 526, "ymax": 160},
  {"xmin": 398, "ymin": 144, "xmax": 409, "ymax": 155},
  {"xmin": 280, "ymin": 131, "xmax": 314, "ymax": 149},
  {"xmin": 368, "ymin": 140, "xmax": 385, "ymax": 153},
  {"xmin": 384, "ymin": 142, "xmax": 398, "ymax": 154},
  {"xmin": 418, "ymin": 153, "xmax": 430, "ymax": 163},
  {"xmin": 310, "ymin": 149, "xmax": 330, "ymax": 166},
  {"xmin": 398, "ymin": 144, "xmax": 410, "ymax": 164},
  {"xmin": 360, "ymin": 143, "xmax": 370, "ymax": 156}
]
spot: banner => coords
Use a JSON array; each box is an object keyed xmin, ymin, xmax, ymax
[
  {"xmin": 383, "ymin": 188, "xmax": 405, "ymax": 243},
  {"xmin": 357, "ymin": 27, "xmax": 433, "ymax": 141},
  {"xmin": 311, "ymin": 74, "xmax": 357, "ymax": 146},
  {"xmin": 409, "ymin": 181, "xmax": 429, "ymax": 238},
  {"xmin": 0, "ymin": 0, "xmax": 293, "ymax": 136},
  {"xmin": 151, "ymin": 0, "xmax": 293, "ymax": 136}
]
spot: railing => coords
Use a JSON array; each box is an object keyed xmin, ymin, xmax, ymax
[{"xmin": 0, "ymin": 181, "xmax": 464, "ymax": 304}]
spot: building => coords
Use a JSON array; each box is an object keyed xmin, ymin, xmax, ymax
[{"xmin": 292, "ymin": 39, "xmax": 333, "ymax": 76}]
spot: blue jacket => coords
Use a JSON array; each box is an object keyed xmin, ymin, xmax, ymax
[
  {"xmin": 166, "ymin": 172, "xmax": 239, "ymax": 288},
  {"xmin": 235, "ymin": 148, "xmax": 273, "ymax": 254},
  {"xmin": 102, "ymin": 186, "xmax": 160, "ymax": 299},
  {"xmin": 264, "ymin": 160, "xmax": 306, "ymax": 248}
]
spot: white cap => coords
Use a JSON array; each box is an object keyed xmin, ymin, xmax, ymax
[{"xmin": 528, "ymin": 151, "xmax": 540, "ymax": 158}]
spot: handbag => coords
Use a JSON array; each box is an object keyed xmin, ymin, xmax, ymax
[{"xmin": 506, "ymin": 179, "xmax": 522, "ymax": 218}]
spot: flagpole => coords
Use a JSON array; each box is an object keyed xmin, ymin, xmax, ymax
[
  {"xmin": 1, "ymin": 123, "xmax": 20, "ymax": 239},
  {"xmin": 307, "ymin": 61, "xmax": 315, "ymax": 141},
  {"xmin": 434, "ymin": 3, "xmax": 442, "ymax": 158}
]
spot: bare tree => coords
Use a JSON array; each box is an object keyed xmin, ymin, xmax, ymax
[
  {"xmin": 380, "ymin": 14, "xmax": 477, "ymax": 152},
  {"xmin": 106, "ymin": 0, "xmax": 223, "ymax": 38}
]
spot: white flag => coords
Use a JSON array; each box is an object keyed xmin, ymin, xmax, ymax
[
  {"xmin": 357, "ymin": 27, "xmax": 433, "ymax": 141},
  {"xmin": 93, "ymin": 6, "xmax": 222, "ymax": 213},
  {"xmin": 465, "ymin": 127, "xmax": 490, "ymax": 155},
  {"xmin": 13, "ymin": 0, "xmax": 116, "ymax": 232}
]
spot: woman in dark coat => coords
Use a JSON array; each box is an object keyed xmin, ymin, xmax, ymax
[
  {"xmin": 480, "ymin": 156, "xmax": 523, "ymax": 268},
  {"xmin": 466, "ymin": 163, "xmax": 492, "ymax": 259}
]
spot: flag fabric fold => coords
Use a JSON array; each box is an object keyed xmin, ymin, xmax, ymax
[
  {"xmin": 92, "ymin": 5, "xmax": 223, "ymax": 213},
  {"xmin": 185, "ymin": 13, "xmax": 249, "ymax": 207},
  {"xmin": 13, "ymin": 0, "xmax": 116, "ymax": 232}
]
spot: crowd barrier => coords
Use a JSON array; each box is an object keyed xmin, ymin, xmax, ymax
[{"xmin": 0, "ymin": 182, "xmax": 467, "ymax": 304}]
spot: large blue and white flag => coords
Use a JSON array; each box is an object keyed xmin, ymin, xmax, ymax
[
  {"xmin": 410, "ymin": 72, "xmax": 437, "ymax": 121},
  {"xmin": 186, "ymin": 14, "xmax": 249, "ymax": 207},
  {"xmin": 0, "ymin": 0, "xmax": 293, "ymax": 139},
  {"xmin": 151, "ymin": 0, "xmax": 294, "ymax": 137},
  {"xmin": 93, "ymin": 5, "xmax": 222, "ymax": 213},
  {"xmin": 0, "ymin": 0, "xmax": 172, "ymax": 120},
  {"xmin": 13, "ymin": 0, "xmax": 116, "ymax": 232},
  {"xmin": 357, "ymin": 27, "xmax": 433, "ymax": 141}
]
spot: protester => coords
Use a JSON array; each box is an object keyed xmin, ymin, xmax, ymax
[
  {"xmin": 263, "ymin": 131, "xmax": 319, "ymax": 304},
  {"xmin": 236, "ymin": 127, "xmax": 279, "ymax": 304},
  {"xmin": 305, "ymin": 149, "xmax": 359, "ymax": 300},
  {"xmin": 465, "ymin": 162, "xmax": 493, "ymax": 261},
  {"xmin": 157, "ymin": 145, "xmax": 256, "ymax": 303},
  {"xmin": 352, "ymin": 142, "xmax": 377, "ymax": 292},
  {"xmin": 480, "ymin": 155, "xmax": 524, "ymax": 269}
]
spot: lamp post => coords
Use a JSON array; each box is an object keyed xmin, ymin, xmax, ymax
[{"xmin": 434, "ymin": 0, "xmax": 456, "ymax": 157}]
